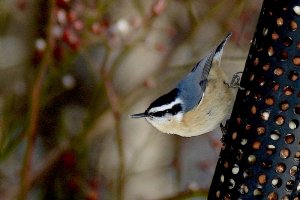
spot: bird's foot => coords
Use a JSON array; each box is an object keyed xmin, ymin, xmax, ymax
[
  {"xmin": 220, "ymin": 121, "xmax": 229, "ymax": 136},
  {"xmin": 220, "ymin": 120, "xmax": 230, "ymax": 145},
  {"xmin": 224, "ymin": 72, "xmax": 244, "ymax": 90}
]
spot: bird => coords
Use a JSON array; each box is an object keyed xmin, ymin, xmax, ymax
[{"xmin": 130, "ymin": 33, "xmax": 237, "ymax": 137}]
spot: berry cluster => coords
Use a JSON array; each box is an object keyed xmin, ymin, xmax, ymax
[
  {"xmin": 34, "ymin": 0, "xmax": 84, "ymax": 63},
  {"xmin": 53, "ymin": 0, "xmax": 83, "ymax": 58}
]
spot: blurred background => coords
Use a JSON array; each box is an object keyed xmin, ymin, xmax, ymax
[{"xmin": 0, "ymin": 0, "xmax": 262, "ymax": 199}]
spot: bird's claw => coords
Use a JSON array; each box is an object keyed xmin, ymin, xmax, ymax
[
  {"xmin": 224, "ymin": 72, "xmax": 244, "ymax": 90},
  {"xmin": 220, "ymin": 120, "xmax": 230, "ymax": 145},
  {"xmin": 220, "ymin": 122, "xmax": 229, "ymax": 135}
]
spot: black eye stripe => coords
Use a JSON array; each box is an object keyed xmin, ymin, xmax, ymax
[
  {"xmin": 172, "ymin": 104, "xmax": 182, "ymax": 114},
  {"xmin": 151, "ymin": 111, "xmax": 165, "ymax": 117},
  {"xmin": 149, "ymin": 103, "xmax": 182, "ymax": 117}
]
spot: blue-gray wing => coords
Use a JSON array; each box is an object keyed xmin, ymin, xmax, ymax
[
  {"xmin": 191, "ymin": 32, "xmax": 232, "ymax": 91},
  {"xmin": 191, "ymin": 54, "xmax": 213, "ymax": 91},
  {"xmin": 177, "ymin": 33, "xmax": 232, "ymax": 111}
]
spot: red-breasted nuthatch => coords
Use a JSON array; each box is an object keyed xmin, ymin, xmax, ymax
[{"xmin": 130, "ymin": 33, "xmax": 237, "ymax": 137}]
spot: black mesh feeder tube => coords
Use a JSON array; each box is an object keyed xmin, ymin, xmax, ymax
[{"xmin": 208, "ymin": 0, "xmax": 300, "ymax": 199}]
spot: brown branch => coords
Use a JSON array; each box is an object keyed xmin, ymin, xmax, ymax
[
  {"xmin": 4, "ymin": 140, "xmax": 70, "ymax": 200},
  {"xmin": 100, "ymin": 63, "xmax": 125, "ymax": 200},
  {"xmin": 18, "ymin": 1, "xmax": 55, "ymax": 199},
  {"xmin": 29, "ymin": 140, "xmax": 70, "ymax": 187},
  {"xmin": 18, "ymin": 55, "xmax": 49, "ymax": 200}
]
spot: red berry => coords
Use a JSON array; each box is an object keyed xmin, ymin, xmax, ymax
[
  {"xmin": 67, "ymin": 11, "xmax": 77, "ymax": 22},
  {"xmin": 151, "ymin": 0, "xmax": 167, "ymax": 16},
  {"xmin": 100, "ymin": 17, "xmax": 111, "ymax": 29},
  {"xmin": 91, "ymin": 23, "xmax": 101, "ymax": 34},
  {"xmin": 17, "ymin": 0, "xmax": 28, "ymax": 11},
  {"xmin": 56, "ymin": 0, "xmax": 70, "ymax": 9},
  {"xmin": 67, "ymin": 178, "xmax": 79, "ymax": 191},
  {"xmin": 73, "ymin": 20, "xmax": 84, "ymax": 31},
  {"xmin": 85, "ymin": 190, "xmax": 98, "ymax": 200},
  {"xmin": 32, "ymin": 50, "xmax": 43, "ymax": 65},
  {"xmin": 61, "ymin": 151, "xmax": 76, "ymax": 168},
  {"xmin": 53, "ymin": 41, "xmax": 64, "ymax": 61}
]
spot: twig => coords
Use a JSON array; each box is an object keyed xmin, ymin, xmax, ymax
[
  {"xmin": 29, "ymin": 140, "xmax": 70, "ymax": 186},
  {"xmin": 4, "ymin": 140, "xmax": 70, "ymax": 199},
  {"xmin": 18, "ymin": 53, "xmax": 49, "ymax": 200},
  {"xmin": 96, "ymin": 3, "xmax": 167, "ymax": 197},
  {"xmin": 18, "ymin": 1, "xmax": 55, "ymax": 199},
  {"xmin": 100, "ymin": 54, "xmax": 125, "ymax": 200}
]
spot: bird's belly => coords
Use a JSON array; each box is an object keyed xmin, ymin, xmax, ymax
[
  {"xmin": 150, "ymin": 94, "xmax": 234, "ymax": 137},
  {"xmin": 179, "ymin": 76, "xmax": 234, "ymax": 136}
]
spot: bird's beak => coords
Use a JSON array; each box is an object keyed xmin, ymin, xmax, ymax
[{"xmin": 129, "ymin": 112, "xmax": 148, "ymax": 118}]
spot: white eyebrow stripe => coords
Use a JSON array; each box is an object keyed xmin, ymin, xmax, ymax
[{"xmin": 148, "ymin": 98, "xmax": 183, "ymax": 113}]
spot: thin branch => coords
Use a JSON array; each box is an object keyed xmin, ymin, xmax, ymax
[
  {"xmin": 18, "ymin": 53, "xmax": 49, "ymax": 200},
  {"xmin": 94, "ymin": 3, "xmax": 168, "ymax": 197},
  {"xmin": 29, "ymin": 140, "xmax": 70, "ymax": 186},
  {"xmin": 18, "ymin": 1, "xmax": 55, "ymax": 199},
  {"xmin": 4, "ymin": 140, "xmax": 70, "ymax": 199},
  {"xmin": 100, "ymin": 58, "xmax": 125, "ymax": 200}
]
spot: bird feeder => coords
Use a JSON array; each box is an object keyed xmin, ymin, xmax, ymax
[{"xmin": 208, "ymin": 0, "xmax": 300, "ymax": 199}]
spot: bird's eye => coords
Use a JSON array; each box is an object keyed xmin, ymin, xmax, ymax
[
  {"xmin": 150, "ymin": 111, "xmax": 164, "ymax": 117},
  {"xmin": 166, "ymin": 109, "xmax": 172, "ymax": 114}
]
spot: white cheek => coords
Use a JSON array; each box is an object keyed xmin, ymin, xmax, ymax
[
  {"xmin": 174, "ymin": 112, "xmax": 183, "ymax": 122},
  {"xmin": 146, "ymin": 113, "xmax": 183, "ymax": 125},
  {"xmin": 146, "ymin": 116, "xmax": 169, "ymax": 125}
]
